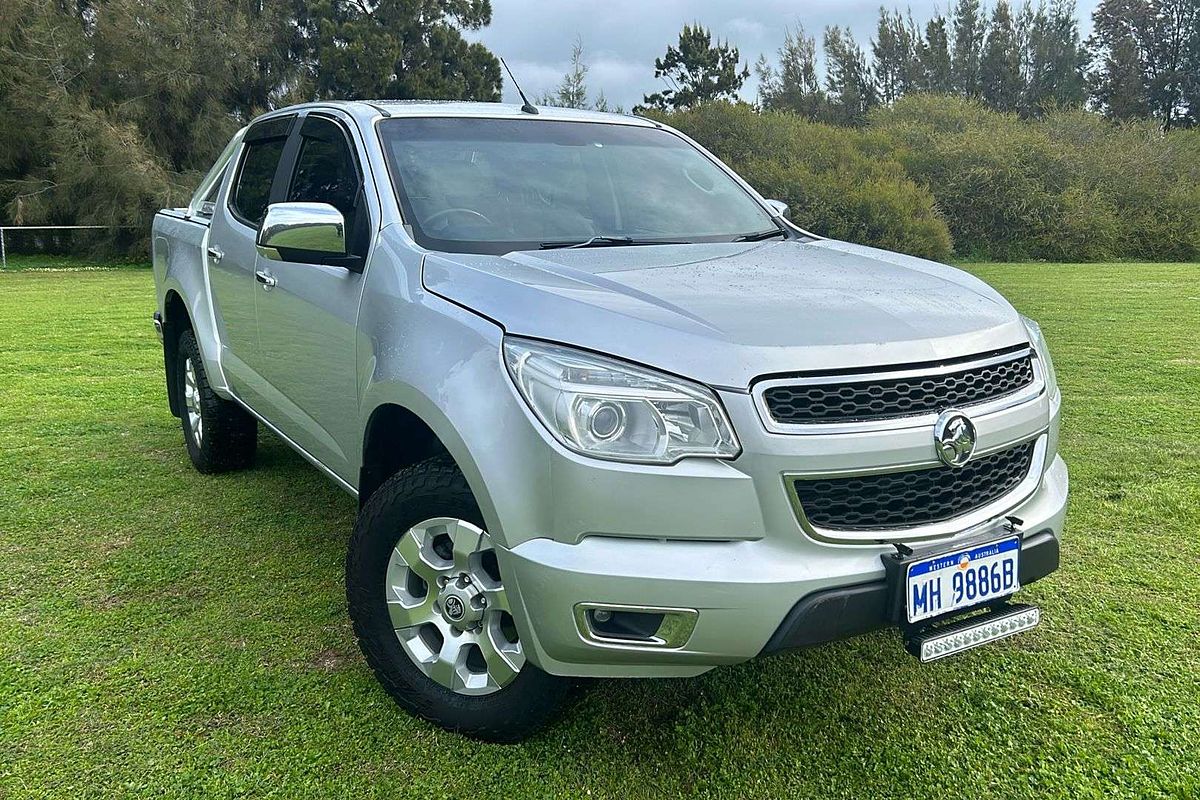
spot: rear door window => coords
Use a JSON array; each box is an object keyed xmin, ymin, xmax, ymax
[{"xmin": 229, "ymin": 115, "xmax": 294, "ymax": 227}]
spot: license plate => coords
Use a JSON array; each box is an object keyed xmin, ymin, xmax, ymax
[{"xmin": 905, "ymin": 536, "xmax": 1020, "ymax": 623}]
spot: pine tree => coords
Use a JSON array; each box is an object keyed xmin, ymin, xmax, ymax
[
  {"xmin": 918, "ymin": 15, "xmax": 955, "ymax": 93},
  {"xmin": 873, "ymin": 9, "xmax": 920, "ymax": 103},
  {"xmin": 540, "ymin": 37, "xmax": 590, "ymax": 109},
  {"xmin": 823, "ymin": 26, "xmax": 878, "ymax": 125},
  {"xmin": 1091, "ymin": 29, "xmax": 1152, "ymax": 120},
  {"xmin": 951, "ymin": 0, "xmax": 987, "ymax": 95},
  {"xmin": 1022, "ymin": 1, "xmax": 1089, "ymax": 116},
  {"xmin": 1088, "ymin": 0, "xmax": 1200, "ymax": 129},
  {"xmin": 981, "ymin": 1, "xmax": 1025, "ymax": 111},
  {"xmin": 756, "ymin": 26, "xmax": 828, "ymax": 118},
  {"xmin": 641, "ymin": 24, "xmax": 750, "ymax": 111}
]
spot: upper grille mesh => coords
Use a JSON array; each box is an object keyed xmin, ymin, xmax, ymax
[
  {"xmin": 792, "ymin": 441, "xmax": 1036, "ymax": 531},
  {"xmin": 763, "ymin": 352, "xmax": 1034, "ymax": 424}
]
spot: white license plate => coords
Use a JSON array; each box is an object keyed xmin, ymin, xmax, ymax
[{"xmin": 905, "ymin": 536, "xmax": 1020, "ymax": 623}]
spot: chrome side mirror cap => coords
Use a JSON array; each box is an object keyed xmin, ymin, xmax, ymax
[
  {"xmin": 257, "ymin": 202, "xmax": 346, "ymax": 261},
  {"xmin": 764, "ymin": 199, "xmax": 788, "ymax": 217}
]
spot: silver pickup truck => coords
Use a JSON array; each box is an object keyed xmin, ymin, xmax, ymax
[{"xmin": 151, "ymin": 100, "xmax": 1067, "ymax": 741}]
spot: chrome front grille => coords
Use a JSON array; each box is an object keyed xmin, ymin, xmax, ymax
[
  {"xmin": 791, "ymin": 440, "xmax": 1037, "ymax": 531},
  {"xmin": 758, "ymin": 348, "xmax": 1036, "ymax": 427}
]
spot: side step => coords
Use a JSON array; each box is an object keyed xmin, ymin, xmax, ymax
[{"xmin": 905, "ymin": 603, "xmax": 1040, "ymax": 663}]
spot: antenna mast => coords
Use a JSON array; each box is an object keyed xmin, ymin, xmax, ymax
[{"xmin": 500, "ymin": 57, "xmax": 539, "ymax": 115}]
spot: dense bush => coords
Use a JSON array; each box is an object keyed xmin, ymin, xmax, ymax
[
  {"xmin": 660, "ymin": 97, "xmax": 1200, "ymax": 263},
  {"xmin": 658, "ymin": 104, "xmax": 954, "ymax": 261},
  {"xmin": 874, "ymin": 96, "xmax": 1200, "ymax": 261}
]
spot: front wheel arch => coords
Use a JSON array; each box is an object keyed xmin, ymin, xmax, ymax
[{"xmin": 358, "ymin": 402, "xmax": 451, "ymax": 507}]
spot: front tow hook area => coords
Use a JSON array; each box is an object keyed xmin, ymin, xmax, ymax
[{"xmin": 904, "ymin": 602, "xmax": 1041, "ymax": 662}]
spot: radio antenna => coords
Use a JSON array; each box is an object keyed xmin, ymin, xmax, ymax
[{"xmin": 500, "ymin": 57, "xmax": 539, "ymax": 115}]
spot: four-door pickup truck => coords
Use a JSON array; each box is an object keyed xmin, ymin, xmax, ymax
[{"xmin": 151, "ymin": 100, "xmax": 1067, "ymax": 742}]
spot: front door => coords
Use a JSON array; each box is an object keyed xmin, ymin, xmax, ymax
[{"xmin": 249, "ymin": 113, "xmax": 372, "ymax": 483}]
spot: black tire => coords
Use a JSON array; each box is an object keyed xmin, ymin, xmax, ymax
[
  {"xmin": 175, "ymin": 329, "xmax": 257, "ymax": 474},
  {"xmin": 346, "ymin": 456, "xmax": 570, "ymax": 742}
]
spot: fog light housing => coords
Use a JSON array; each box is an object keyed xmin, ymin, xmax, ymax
[{"xmin": 573, "ymin": 602, "xmax": 698, "ymax": 649}]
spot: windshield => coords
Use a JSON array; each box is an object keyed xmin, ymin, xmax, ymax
[{"xmin": 379, "ymin": 118, "xmax": 778, "ymax": 254}]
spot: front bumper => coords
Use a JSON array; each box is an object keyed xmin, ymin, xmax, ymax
[{"xmin": 500, "ymin": 453, "xmax": 1068, "ymax": 678}]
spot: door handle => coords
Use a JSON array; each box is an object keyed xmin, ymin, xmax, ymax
[
  {"xmin": 206, "ymin": 246, "xmax": 223, "ymax": 264},
  {"xmin": 255, "ymin": 270, "xmax": 277, "ymax": 289}
]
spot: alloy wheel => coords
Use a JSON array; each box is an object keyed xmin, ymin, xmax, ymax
[
  {"xmin": 183, "ymin": 357, "xmax": 203, "ymax": 445},
  {"xmin": 385, "ymin": 518, "xmax": 524, "ymax": 695}
]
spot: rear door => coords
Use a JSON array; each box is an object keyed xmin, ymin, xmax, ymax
[
  {"xmin": 249, "ymin": 112, "xmax": 373, "ymax": 481},
  {"xmin": 207, "ymin": 114, "xmax": 295, "ymax": 405}
]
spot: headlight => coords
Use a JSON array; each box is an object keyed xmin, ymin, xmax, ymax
[
  {"xmin": 1021, "ymin": 315, "xmax": 1058, "ymax": 395},
  {"xmin": 503, "ymin": 337, "xmax": 740, "ymax": 464}
]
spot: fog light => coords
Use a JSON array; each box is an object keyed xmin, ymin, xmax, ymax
[{"xmin": 908, "ymin": 604, "xmax": 1040, "ymax": 663}]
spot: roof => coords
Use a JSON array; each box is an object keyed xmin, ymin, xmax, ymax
[{"xmin": 264, "ymin": 100, "xmax": 659, "ymax": 128}]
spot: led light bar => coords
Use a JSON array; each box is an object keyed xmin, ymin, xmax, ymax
[{"xmin": 907, "ymin": 604, "xmax": 1041, "ymax": 663}]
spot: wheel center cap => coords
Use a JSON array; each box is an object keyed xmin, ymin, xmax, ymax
[{"xmin": 439, "ymin": 578, "xmax": 484, "ymax": 630}]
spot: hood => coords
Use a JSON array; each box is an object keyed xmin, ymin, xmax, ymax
[{"xmin": 421, "ymin": 237, "xmax": 1030, "ymax": 389}]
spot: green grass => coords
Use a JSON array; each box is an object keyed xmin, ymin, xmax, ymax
[
  {"xmin": 0, "ymin": 254, "xmax": 150, "ymax": 271},
  {"xmin": 1, "ymin": 264, "xmax": 1198, "ymax": 798}
]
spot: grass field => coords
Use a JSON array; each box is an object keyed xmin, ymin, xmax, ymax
[
  {"xmin": 0, "ymin": 254, "xmax": 149, "ymax": 271},
  {"xmin": 1, "ymin": 264, "xmax": 1198, "ymax": 799}
]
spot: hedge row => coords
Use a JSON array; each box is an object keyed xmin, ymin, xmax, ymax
[{"xmin": 659, "ymin": 97, "xmax": 1200, "ymax": 263}]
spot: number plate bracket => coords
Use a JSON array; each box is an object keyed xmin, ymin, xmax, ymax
[{"xmin": 881, "ymin": 524, "xmax": 1025, "ymax": 628}]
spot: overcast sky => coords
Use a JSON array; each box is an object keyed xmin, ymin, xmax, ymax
[{"xmin": 469, "ymin": 1, "xmax": 1100, "ymax": 110}]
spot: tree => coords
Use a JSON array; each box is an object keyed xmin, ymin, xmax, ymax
[
  {"xmin": 951, "ymin": 0, "xmax": 987, "ymax": 95},
  {"xmin": 756, "ymin": 26, "xmax": 828, "ymax": 118},
  {"xmin": 0, "ymin": 0, "xmax": 503, "ymax": 249},
  {"xmin": 1088, "ymin": 0, "xmax": 1200, "ymax": 130},
  {"xmin": 1090, "ymin": 26, "xmax": 1153, "ymax": 119},
  {"xmin": 980, "ymin": 1, "xmax": 1024, "ymax": 111},
  {"xmin": 641, "ymin": 23, "xmax": 749, "ymax": 111},
  {"xmin": 873, "ymin": 9, "xmax": 922, "ymax": 104},
  {"xmin": 301, "ymin": 0, "xmax": 501, "ymax": 102},
  {"xmin": 538, "ymin": 36, "xmax": 620, "ymax": 110},
  {"xmin": 917, "ymin": 14, "xmax": 955, "ymax": 93},
  {"xmin": 1021, "ymin": 1, "xmax": 1089, "ymax": 115},
  {"xmin": 823, "ymin": 26, "xmax": 878, "ymax": 125}
]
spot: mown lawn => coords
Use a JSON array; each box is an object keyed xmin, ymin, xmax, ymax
[{"xmin": 1, "ymin": 264, "xmax": 1198, "ymax": 799}]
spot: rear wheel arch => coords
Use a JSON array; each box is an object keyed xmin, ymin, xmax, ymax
[{"xmin": 162, "ymin": 290, "xmax": 192, "ymax": 418}]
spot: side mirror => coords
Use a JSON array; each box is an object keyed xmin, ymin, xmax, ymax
[
  {"xmin": 257, "ymin": 202, "xmax": 347, "ymax": 262},
  {"xmin": 764, "ymin": 199, "xmax": 788, "ymax": 217}
]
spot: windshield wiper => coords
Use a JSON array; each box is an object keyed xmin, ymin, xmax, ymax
[
  {"xmin": 733, "ymin": 228, "xmax": 788, "ymax": 242},
  {"xmin": 539, "ymin": 235, "xmax": 689, "ymax": 250}
]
